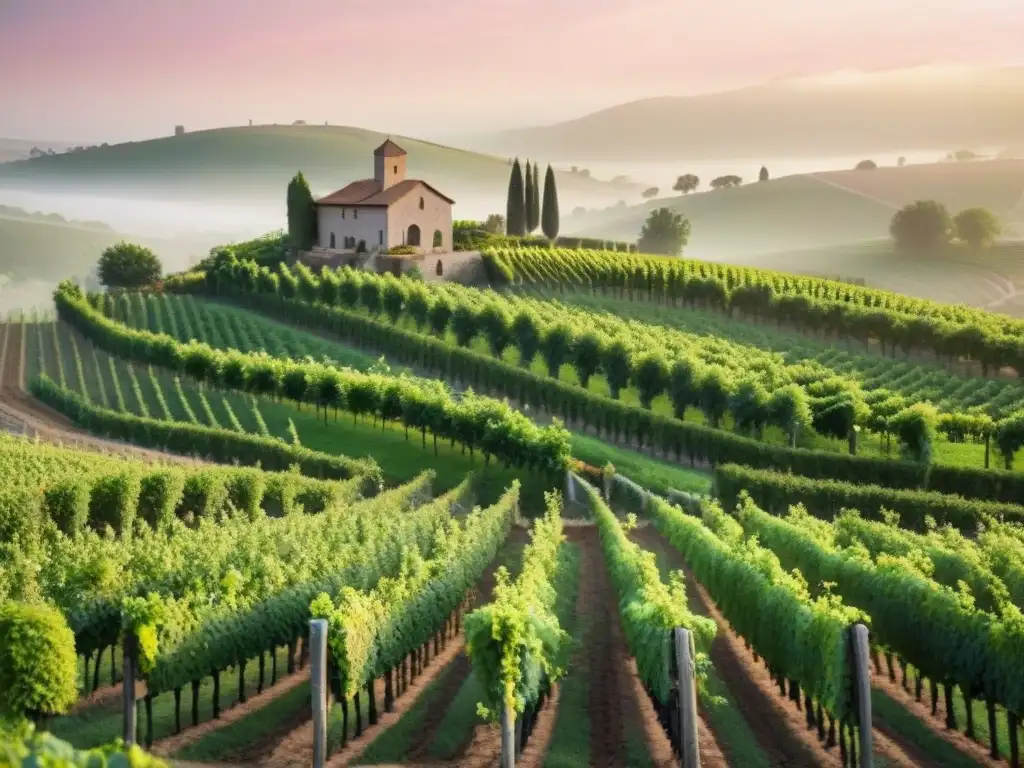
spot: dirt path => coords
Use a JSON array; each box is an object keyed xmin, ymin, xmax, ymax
[
  {"xmin": 568, "ymin": 525, "xmax": 729, "ymax": 768},
  {"xmin": 630, "ymin": 525, "xmax": 924, "ymax": 768},
  {"xmin": 401, "ymin": 526, "xmax": 531, "ymax": 764}
]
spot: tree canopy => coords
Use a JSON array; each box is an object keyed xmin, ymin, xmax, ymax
[
  {"xmin": 855, "ymin": 159, "xmax": 877, "ymax": 170},
  {"xmin": 672, "ymin": 174, "xmax": 700, "ymax": 194},
  {"xmin": 709, "ymin": 175, "xmax": 742, "ymax": 190},
  {"xmin": 642, "ymin": 187, "xmax": 660, "ymax": 199},
  {"xmin": 889, "ymin": 200, "xmax": 954, "ymax": 252},
  {"xmin": 97, "ymin": 242, "xmax": 162, "ymax": 290},
  {"xmin": 954, "ymin": 207, "xmax": 1002, "ymax": 248},
  {"xmin": 637, "ymin": 208, "xmax": 690, "ymax": 256},
  {"xmin": 758, "ymin": 166, "xmax": 769, "ymax": 182}
]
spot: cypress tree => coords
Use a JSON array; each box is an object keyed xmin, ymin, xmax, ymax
[
  {"xmin": 506, "ymin": 158, "xmax": 526, "ymax": 236},
  {"xmin": 524, "ymin": 162, "xmax": 535, "ymax": 233},
  {"xmin": 286, "ymin": 171, "xmax": 317, "ymax": 251},
  {"xmin": 541, "ymin": 164, "xmax": 560, "ymax": 241},
  {"xmin": 530, "ymin": 161, "xmax": 541, "ymax": 233}
]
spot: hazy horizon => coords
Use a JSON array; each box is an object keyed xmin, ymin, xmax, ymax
[{"xmin": 3, "ymin": 0, "xmax": 1024, "ymax": 144}]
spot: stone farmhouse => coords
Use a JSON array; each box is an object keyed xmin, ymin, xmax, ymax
[{"xmin": 314, "ymin": 139, "xmax": 454, "ymax": 255}]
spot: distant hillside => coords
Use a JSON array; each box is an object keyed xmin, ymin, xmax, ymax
[
  {"xmin": 475, "ymin": 66, "xmax": 1024, "ymax": 161},
  {"xmin": 567, "ymin": 159, "xmax": 1024, "ymax": 258},
  {"xmin": 0, "ymin": 209, "xmax": 222, "ymax": 293},
  {"xmin": 0, "ymin": 137, "xmax": 75, "ymax": 163},
  {"xmin": 0, "ymin": 125, "xmax": 640, "ymax": 215}
]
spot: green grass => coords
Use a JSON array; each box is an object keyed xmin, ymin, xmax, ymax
[
  {"xmin": 871, "ymin": 688, "xmax": 985, "ymax": 767},
  {"xmin": 570, "ymin": 432, "xmax": 711, "ymax": 496},
  {"xmin": 50, "ymin": 647, "xmax": 294, "ymax": 749},
  {"xmin": 173, "ymin": 679, "xmax": 311, "ymax": 762}
]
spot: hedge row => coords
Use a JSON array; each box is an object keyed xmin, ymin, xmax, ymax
[
  {"xmin": 220, "ymin": 289, "xmax": 1024, "ymax": 504},
  {"xmin": 482, "ymin": 246, "xmax": 1024, "ymax": 376},
  {"xmin": 713, "ymin": 463, "xmax": 1024, "ymax": 534},
  {"xmin": 31, "ymin": 375, "xmax": 382, "ymax": 495},
  {"xmin": 55, "ymin": 282, "xmax": 571, "ymax": 475}
]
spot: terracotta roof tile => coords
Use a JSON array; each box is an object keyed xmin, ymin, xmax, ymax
[
  {"xmin": 374, "ymin": 139, "xmax": 407, "ymax": 157},
  {"xmin": 316, "ymin": 178, "xmax": 455, "ymax": 207}
]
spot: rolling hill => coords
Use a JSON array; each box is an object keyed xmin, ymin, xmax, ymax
[
  {"xmin": 0, "ymin": 124, "xmax": 641, "ymax": 216},
  {"xmin": 474, "ymin": 66, "xmax": 1024, "ymax": 161},
  {"xmin": 567, "ymin": 159, "xmax": 1024, "ymax": 257}
]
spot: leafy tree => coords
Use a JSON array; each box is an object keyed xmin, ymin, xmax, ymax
[
  {"xmin": 897, "ymin": 156, "xmax": 906, "ymax": 167},
  {"xmin": 98, "ymin": 242, "xmax": 162, "ymax": 289},
  {"xmin": 542, "ymin": 165, "xmax": 560, "ymax": 240},
  {"xmin": 450, "ymin": 305, "xmax": 479, "ymax": 347},
  {"xmin": 730, "ymin": 379, "xmax": 770, "ymax": 437},
  {"xmin": 524, "ymin": 162, "xmax": 535, "ymax": 234},
  {"xmin": 479, "ymin": 304, "xmax": 512, "ymax": 357},
  {"xmin": 994, "ymin": 411, "xmax": 1024, "ymax": 470},
  {"xmin": 891, "ymin": 402, "xmax": 938, "ymax": 463},
  {"xmin": 642, "ymin": 187, "xmax": 660, "ymax": 199},
  {"xmin": 758, "ymin": 166, "xmax": 769, "ymax": 182},
  {"xmin": 286, "ymin": 171, "xmax": 317, "ymax": 251},
  {"xmin": 632, "ymin": 354, "xmax": 668, "ymax": 409},
  {"xmin": 890, "ymin": 200, "xmax": 954, "ymax": 252},
  {"xmin": 570, "ymin": 332, "xmax": 603, "ymax": 388},
  {"xmin": 381, "ymin": 279, "xmax": 407, "ymax": 323},
  {"xmin": 637, "ymin": 208, "xmax": 691, "ymax": 256},
  {"xmin": 672, "ymin": 174, "xmax": 700, "ymax": 194},
  {"xmin": 483, "ymin": 214, "xmax": 505, "ymax": 234},
  {"xmin": 667, "ymin": 359, "xmax": 703, "ymax": 419},
  {"xmin": 709, "ymin": 175, "xmax": 742, "ymax": 190},
  {"xmin": 511, "ymin": 311, "xmax": 541, "ymax": 367},
  {"xmin": 696, "ymin": 367, "xmax": 733, "ymax": 428},
  {"xmin": 539, "ymin": 324, "xmax": 573, "ymax": 377},
  {"xmin": 506, "ymin": 159, "xmax": 526, "ymax": 236},
  {"xmin": 405, "ymin": 286, "xmax": 431, "ymax": 329},
  {"xmin": 359, "ymin": 279, "xmax": 383, "ymax": 315},
  {"xmin": 954, "ymin": 207, "xmax": 1002, "ymax": 248},
  {"xmin": 855, "ymin": 159, "xmax": 877, "ymax": 170},
  {"xmin": 427, "ymin": 296, "xmax": 453, "ymax": 336},
  {"xmin": 602, "ymin": 341, "xmax": 632, "ymax": 400},
  {"xmin": 768, "ymin": 384, "xmax": 813, "ymax": 447}
]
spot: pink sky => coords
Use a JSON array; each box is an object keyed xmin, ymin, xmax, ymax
[{"xmin": 2, "ymin": 0, "xmax": 1023, "ymax": 143}]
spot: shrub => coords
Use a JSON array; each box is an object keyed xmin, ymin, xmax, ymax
[
  {"xmin": 0, "ymin": 602, "xmax": 78, "ymax": 720},
  {"xmin": 388, "ymin": 245, "xmax": 419, "ymax": 255},
  {"xmin": 88, "ymin": 470, "xmax": 142, "ymax": 536},
  {"xmin": 42, "ymin": 478, "xmax": 91, "ymax": 536},
  {"xmin": 224, "ymin": 468, "xmax": 267, "ymax": 521},
  {"xmin": 138, "ymin": 469, "xmax": 187, "ymax": 530},
  {"xmin": 178, "ymin": 470, "xmax": 229, "ymax": 523}
]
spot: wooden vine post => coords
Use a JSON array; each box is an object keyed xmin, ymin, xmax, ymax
[
  {"xmin": 500, "ymin": 701, "xmax": 516, "ymax": 768},
  {"xmin": 310, "ymin": 619, "xmax": 328, "ymax": 768},
  {"xmin": 850, "ymin": 623, "xmax": 873, "ymax": 768},
  {"xmin": 122, "ymin": 630, "xmax": 138, "ymax": 747},
  {"xmin": 674, "ymin": 627, "xmax": 701, "ymax": 768}
]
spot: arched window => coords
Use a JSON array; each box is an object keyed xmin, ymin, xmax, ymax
[
  {"xmin": 419, "ymin": 196, "xmax": 425, "ymax": 210},
  {"xmin": 432, "ymin": 229, "xmax": 443, "ymax": 248},
  {"xmin": 329, "ymin": 232, "xmax": 335, "ymax": 248},
  {"xmin": 407, "ymin": 224, "xmax": 421, "ymax": 247},
  {"xmin": 436, "ymin": 259, "xmax": 444, "ymax": 276}
]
